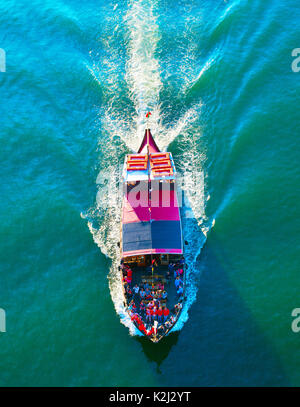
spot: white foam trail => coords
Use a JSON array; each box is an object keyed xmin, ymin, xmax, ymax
[
  {"xmin": 125, "ymin": 0, "xmax": 162, "ymax": 136},
  {"xmin": 84, "ymin": 0, "xmax": 212, "ymax": 337}
]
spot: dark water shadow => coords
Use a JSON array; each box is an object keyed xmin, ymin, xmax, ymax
[
  {"xmin": 134, "ymin": 213, "xmax": 206, "ymax": 369},
  {"xmin": 136, "ymin": 331, "xmax": 180, "ymax": 373},
  {"xmin": 152, "ymin": 233, "xmax": 290, "ymax": 386}
]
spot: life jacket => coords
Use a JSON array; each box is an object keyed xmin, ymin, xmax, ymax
[
  {"xmin": 163, "ymin": 308, "xmax": 170, "ymax": 316},
  {"xmin": 139, "ymin": 323, "xmax": 147, "ymax": 334},
  {"xmin": 146, "ymin": 308, "xmax": 151, "ymax": 316},
  {"xmin": 156, "ymin": 309, "xmax": 163, "ymax": 316},
  {"xmin": 147, "ymin": 327, "xmax": 155, "ymax": 336}
]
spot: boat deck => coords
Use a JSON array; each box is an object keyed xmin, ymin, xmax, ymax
[{"xmin": 122, "ymin": 260, "xmax": 185, "ymax": 341}]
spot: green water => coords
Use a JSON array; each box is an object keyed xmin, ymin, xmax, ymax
[{"xmin": 0, "ymin": 0, "xmax": 300, "ymax": 386}]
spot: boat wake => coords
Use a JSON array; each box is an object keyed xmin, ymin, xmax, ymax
[{"xmin": 83, "ymin": 0, "xmax": 214, "ymax": 337}]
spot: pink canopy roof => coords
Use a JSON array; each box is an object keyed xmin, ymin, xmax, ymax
[{"xmin": 122, "ymin": 190, "xmax": 180, "ymax": 224}]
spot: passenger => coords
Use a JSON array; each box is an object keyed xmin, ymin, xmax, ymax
[
  {"xmin": 158, "ymin": 282, "xmax": 164, "ymax": 291},
  {"xmin": 178, "ymin": 268, "xmax": 184, "ymax": 276},
  {"xmin": 176, "ymin": 285, "xmax": 183, "ymax": 297},
  {"xmin": 140, "ymin": 301, "xmax": 146, "ymax": 316},
  {"xmin": 133, "ymin": 284, "xmax": 140, "ymax": 298},
  {"xmin": 128, "ymin": 301, "xmax": 136, "ymax": 312},
  {"xmin": 169, "ymin": 315, "xmax": 176, "ymax": 324},
  {"xmin": 147, "ymin": 326, "xmax": 155, "ymax": 336},
  {"xmin": 174, "ymin": 302, "xmax": 182, "ymax": 312},
  {"xmin": 152, "ymin": 258, "xmax": 157, "ymax": 267},
  {"xmin": 174, "ymin": 276, "xmax": 182, "ymax": 289},
  {"xmin": 166, "ymin": 270, "xmax": 171, "ymax": 282},
  {"xmin": 132, "ymin": 313, "xmax": 142, "ymax": 325},
  {"xmin": 168, "ymin": 263, "xmax": 174, "ymax": 272},
  {"xmin": 138, "ymin": 322, "xmax": 147, "ymax": 335},
  {"xmin": 151, "ymin": 306, "xmax": 157, "ymax": 321},
  {"xmin": 161, "ymin": 290, "xmax": 168, "ymax": 300},
  {"xmin": 144, "ymin": 281, "xmax": 149, "ymax": 290},
  {"xmin": 146, "ymin": 307, "xmax": 152, "ymax": 324},
  {"xmin": 126, "ymin": 285, "xmax": 133, "ymax": 299},
  {"xmin": 139, "ymin": 288, "xmax": 146, "ymax": 299},
  {"xmin": 156, "ymin": 306, "xmax": 163, "ymax": 323},
  {"xmin": 163, "ymin": 306, "xmax": 170, "ymax": 323}
]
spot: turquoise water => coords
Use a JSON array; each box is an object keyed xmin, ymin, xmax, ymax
[{"xmin": 1, "ymin": 0, "xmax": 300, "ymax": 386}]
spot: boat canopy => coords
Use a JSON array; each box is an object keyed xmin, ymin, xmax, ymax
[
  {"xmin": 122, "ymin": 129, "xmax": 182, "ymax": 257},
  {"xmin": 122, "ymin": 189, "xmax": 183, "ymax": 257}
]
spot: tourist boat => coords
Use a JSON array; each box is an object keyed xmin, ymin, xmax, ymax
[{"xmin": 120, "ymin": 126, "xmax": 186, "ymax": 342}]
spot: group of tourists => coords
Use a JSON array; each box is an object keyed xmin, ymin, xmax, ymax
[
  {"xmin": 168, "ymin": 260, "xmax": 185, "ymax": 300},
  {"xmin": 122, "ymin": 256, "xmax": 185, "ymax": 338}
]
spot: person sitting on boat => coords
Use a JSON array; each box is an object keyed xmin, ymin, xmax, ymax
[
  {"xmin": 157, "ymin": 324, "xmax": 165, "ymax": 335},
  {"xmin": 146, "ymin": 307, "xmax": 152, "ymax": 324},
  {"xmin": 168, "ymin": 263, "xmax": 174, "ymax": 272},
  {"xmin": 156, "ymin": 306, "xmax": 163, "ymax": 323},
  {"xmin": 139, "ymin": 300, "xmax": 146, "ymax": 316},
  {"xmin": 127, "ymin": 268, "xmax": 132, "ymax": 280},
  {"xmin": 164, "ymin": 314, "xmax": 175, "ymax": 329},
  {"xmin": 126, "ymin": 285, "xmax": 133, "ymax": 299},
  {"xmin": 178, "ymin": 268, "xmax": 184, "ymax": 276},
  {"xmin": 164, "ymin": 319, "xmax": 172, "ymax": 329},
  {"xmin": 174, "ymin": 276, "xmax": 182, "ymax": 289},
  {"xmin": 139, "ymin": 288, "xmax": 146, "ymax": 299},
  {"xmin": 145, "ymin": 287, "xmax": 151, "ymax": 300},
  {"xmin": 163, "ymin": 306, "xmax": 170, "ymax": 323},
  {"xmin": 131, "ymin": 312, "xmax": 142, "ymax": 325},
  {"xmin": 151, "ymin": 305, "xmax": 157, "ymax": 320},
  {"xmin": 148, "ymin": 299, "xmax": 155, "ymax": 308},
  {"xmin": 174, "ymin": 302, "xmax": 183, "ymax": 313},
  {"xmin": 147, "ymin": 326, "xmax": 155, "ymax": 337},
  {"xmin": 133, "ymin": 284, "xmax": 139, "ymax": 299},
  {"xmin": 161, "ymin": 290, "xmax": 168, "ymax": 300},
  {"xmin": 158, "ymin": 282, "xmax": 164, "ymax": 291},
  {"xmin": 143, "ymin": 281, "xmax": 149, "ymax": 290},
  {"xmin": 138, "ymin": 321, "xmax": 147, "ymax": 335},
  {"xmin": 176, "ymin": 285, "xmax": 183, "ymax": 298},
  {"xmin": 128, "ymin": 301, "xmax": 136, "ymax": 312}
]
